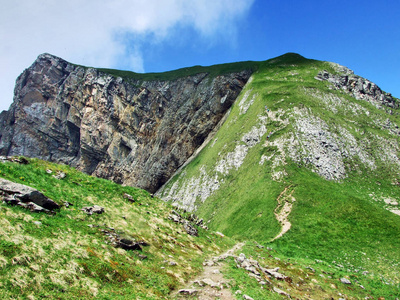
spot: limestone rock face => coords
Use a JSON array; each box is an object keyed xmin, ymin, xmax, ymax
[
  {"xmin": 0, "ymin": 53, "xmax": 252, "ymax": 192},
  {"xmin": 315, "ymin": 69, "xmax": 398, "ymax": 109}
]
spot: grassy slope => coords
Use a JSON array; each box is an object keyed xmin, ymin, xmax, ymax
[
  {"xmin": 97, "ymin": 60, "xmax": 260, "ymax": 82},
  {"xmin": 1, "ymin": 53, "xmax": 399, "ymax": 299},
  {"xmin": 0, "ymin": 158, "xmax": 236, "ymax": 299},
  {"xmin": 161, "ymin": 53, "xmax": 400, "ymax": 298}
]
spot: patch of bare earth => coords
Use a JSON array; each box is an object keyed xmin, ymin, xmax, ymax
[
  {"xmin": 174, "ymin": 242, "xmax": 244, "ymax": 299},
  {"xmin": 271, "ymin": 186, "xmax": 295, "ymax": 242}
]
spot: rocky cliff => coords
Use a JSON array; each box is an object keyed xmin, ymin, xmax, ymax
[{"xmin": 0, "ymin": 53, "xmax": 252, "ymax": 192}]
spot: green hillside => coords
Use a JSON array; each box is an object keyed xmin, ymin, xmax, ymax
[
  {"xmin": 0, "ymin": 158, "xmax": 236, "ymax": 299},
  {"xmin": 1, "ymin": 53, "xmax": 399, "ymax": 299},
  {"xmin": 159, "ymin": 53, "xmax": 400, "ymax": 298},
  {"xmin": 98, "ymin": 60, "xmax": 260, "ymax": 82}
]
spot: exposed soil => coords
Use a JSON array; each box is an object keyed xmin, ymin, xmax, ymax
[
  {"xmin": 271, "ymin": 186, "xmax": 295, "ymax": 242},
  {"xmin": 174, "ymin": 242, "xmax": 244, "ymax": 299}
]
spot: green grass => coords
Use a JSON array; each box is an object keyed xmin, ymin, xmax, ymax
[
  {"xmin": 223, "ymin": 241, "xmax": 399, "ymax": 299},
  {"xmin": 96, "ymin": 61, "xmax": 259, "ymax": 83},
  {"xmin": 2, "ymin": 53, "xmax": 399, "ymax": 298},
  {"xmin": 0, "ymin": 158, "xmax": 236, "ymax": 299},
  {"xmin": 160, "ymin": 53, "xmax": 400, "ymax": 298},
  {"xmin": 95, "ymin": 52, "xmax": 307, "ymax": 83}
]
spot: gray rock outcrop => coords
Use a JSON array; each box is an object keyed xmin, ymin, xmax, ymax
[
  {"xmin": 81, "ymin": 205, "xmax": 105, "ymax": 215},
  {"xmin": 0, "ymin": 177, "xmax": 60, "ymax": 211},
  {"xmin": 315, "ymin": 70, "xmax": 398, "ymax": 109},
  {"xmin": 0, "ymin": 53, "xmax": 252, "ymax": 193}
]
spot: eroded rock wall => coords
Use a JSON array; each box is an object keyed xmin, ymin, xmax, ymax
[{"xmin": 0, "ymin": 53, "xmax": 252, "ymax": 192}]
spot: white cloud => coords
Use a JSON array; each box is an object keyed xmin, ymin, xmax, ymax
[{"xmin": 0, "ymin": 0, "xmax": 254, "ymax": 112}]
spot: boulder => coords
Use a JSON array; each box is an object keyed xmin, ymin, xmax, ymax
[
  {"xmin": 0, "ymin": 178, "xmax": 59, "ymax": 210},
  {"xmin": 340, "ymin": 278, "xmax": 351, "ymax": 285},
  {"xmin": 183, "ymin": 221, "xmax": 198, "ymax": 236},
  {"xmin": 273, "ymin": 287, "xmax": 290, "ymax": 297},
  {"xmin": 123, "ymin": 193, "xmax": 135, "ymax": 202},
  {"xmin": 116, "ymin": 239, "xmax": 142, "ymax": 251},
  {"xmin": 52, "ymin": 171, "xmax": 66, "ymax": 180},
  {"xmin": 178, "ymin": 289, "xmax": 198, "ymax": 296},
  {"xmin": 23, "ymin": 202, "xmax": 50, "ymax": 213},
  {"xmin": 81, "ymin": 205, "xmax": 105, "ymax": 215},
  {"xmin": 215, "ymin": 231, "xmax": 225, "ymax": 237}
]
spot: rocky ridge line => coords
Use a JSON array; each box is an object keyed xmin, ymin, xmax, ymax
[{"xmin": 315, "ymin": 69, "xmax": 398, "ymax": 110}]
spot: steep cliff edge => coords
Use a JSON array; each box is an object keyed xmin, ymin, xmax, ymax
[{"xmin": 0, "ymin": 53, "xmax": 252, "ymax": 192}]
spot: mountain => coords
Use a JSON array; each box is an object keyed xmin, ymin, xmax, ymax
[
  {"xmin": 0, "ymin": 53, "xmax": 253, "ymax": 193},
  {"xmin": 1, "ymin": 53, "xmax": 399, "ymax": 299},
  {"xmin": 158, "ymin": 53, "xmax": 400, "ymax": 297}
]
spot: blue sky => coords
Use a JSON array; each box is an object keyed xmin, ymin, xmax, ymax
[{"xmin": 1, "ymin": 0, "xmax": 399, "ymax": 112}]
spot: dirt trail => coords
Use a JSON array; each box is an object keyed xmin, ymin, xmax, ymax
[
  {"xmin": 174, "ymin": 186, "xmax": 295, "ymax": 298},
  {"xmin": 174, "ymin": 242, "xmax": 244, "ymax": 299},
  {"xmin": 271, "ymin": 186, "xmax": 295, "ymax": 242}
]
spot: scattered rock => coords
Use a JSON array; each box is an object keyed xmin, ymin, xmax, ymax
[
  {"xmin": 0, "ymin": 178, "xmax": 60, "ymax": 211},
  {"xmin": 81, "ymin": 205, "xmax": 105, "ymax": 215},
  {"xmin": 340, "ymin": 278, "xmax": 352, "ymax": 285},
  {"xmin": 273, "ymin": 286, "xmax": 291, "ymax": 297},
  {"xmin": 0, "ymin": 156, "xmax": 29, "ymax": 165},
  {"xmin": 306, "ymin": 266, "xmax": 316, "ymax": 273},
  {"xmin": 243, "ymin": 295, "xmax": 254, "ymax": 300},
  {"xmin": 201, "ymin": 278, "xmax": 219, "ymax": 288},
  {"xmin": 178, "ymin": 289, "xmax": 198, "ymax": 295},
  {"xmin": 63, "ymin": 201, "xmax": 73, "ymax": 208},
  {"xmin": 116, "ymin": 238, "xmax": 142, "ymax": 251},
  {"xmin": 236, "ymin": 253, "xmax": 246, "ymax": 264},
  {"xmin": 123, "ymin": 193, "xmax": 135, "ymax": 202},
  {"xmin": 183, "ymin": 221, "xmax": 198, "ymax": 236},
  {"xmin": 168, "ymin": 213, "xmax": 181, "ymax": 223},
  {"xmin": 52, "ymin": 171, "xmax": 66, "ymax": 180},
  {"xmin": 262, "ymin": 267, "xmax": 287, "ymax": 280},
  {"xmin": 168, "ymin": 210, "xmax": 202, "ymax": 236},
  {"xmin": 203, "ymin": 260, "xmax": 215, "ymax": 267},
  {"xmin": 23, "ymin": 202, "xmax": 50, "ymax": 213},
  {"xmin": 215, "ymin": 231, "xmax": 225, "ymax": 237}
]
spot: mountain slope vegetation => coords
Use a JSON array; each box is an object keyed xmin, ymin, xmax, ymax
[
  {"xmin": 0, "ymin": 53, "xmax": 399, "ymax": 299},
  {"xmin": 159, "ymin": 53, "xmax": 400, "ymax": 298},
  {"xmin": 0, "ymin": 157, "xmax": 236, "ymax": 299}
]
